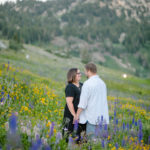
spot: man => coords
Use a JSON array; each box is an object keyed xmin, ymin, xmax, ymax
[{"xmin": 75, "ymin": 62, "xmax": 109, "ymax": 140}]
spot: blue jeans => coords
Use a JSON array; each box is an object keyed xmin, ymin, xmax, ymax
[{"xmin": 86, "ymin": 121, "xmax": 97, "ymax": 140}]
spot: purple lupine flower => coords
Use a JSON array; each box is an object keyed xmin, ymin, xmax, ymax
[
  {"xmin": 88, "ymin": 145, "xmax": 92, "ymax": 150},
  {"xmin": 68, "ymin": 136, "xmax": 73, "ymax": 147},
  {"xmin": 132, "ymin": 117, "xmax": 135, "ymax": 124},
  {"xmin": 114, "ymin": 101, "xmax": 117, "ymax": 105},
  {"xmin": 138, "ymin": 120, "xmax": 143, "ymax": 143},
  {"xmin": 74, "ymin": 120, "xmax": 78, "ymax": 131},
  {"xmin": 2, "ymin": 64, "xmax": 5, "ymax": 68},
  {"xmin": 31, "ymin": 135, "xmax": 42, "ymax": 150},
  {"xmin": 8, "ymin": 94, "xmax": 10, "ymax": 99},
  {"xmin": 126, "ymin": 123, "xmax": 129, "ymax": 130},
  {"xmin": 6, "ymin": 145, "xmax": 11, "ymax": 150},
  {"xmin": 138, "ymin": 130, "xmax": 143, "ymax": 143},
  {"xmin": 31, "ymin": 142, "xmax": 38, "ymax": 150},
  {"xmin": 114, "ymin": 126, "xmax": 117, "ymax": 134},
  {"xmin": 138, "ymin": 121, "xmax": 142, "ymax": 131},
  {"xmin": 9, "ymin": 114, "xmax": 17, "ymax": 133},
  {"xmin": 115, "ymin": 143, "xmax": 119, "ymax": 149},
  {"xmin": 135, "ymin": 121, "xmax": 137, "ymax": 126},
  {"xmin": 148, "ymin": 136, "xmax": 150, "ymax": 144},
  {"xmin": 49, "ymin": 122, "xmax": 55, "ymax": 138},
  {"xmin": 99, "ymin": 121, "xmax": 103, "ymax": 129},
  {"xmin": 45, "ymin": 145, "xmax": 51, "ymax": 150},
  {"xmin": 114, "ymin": 110, "xmax": 116, "ymax": 117},
  {"xmin": 69, "ymin": 136, "xmax": 73, "ymax": 143},
  {"xmin": 103, "ymin": 131, "xmax": 108, "ymax": 138},
  {"xmin": 14, "ymin": 96, "xmax": 16, "ymax": 100},
  {"xmin": 1, "ymin": 98, "xmax": 4, "ymax": 102},
  {"xmin": 101, "ymin": 140, "xmax": 105, "ymax": 148},
  {"xmin": 122, "ymin": 139, "xmax": 125, "ymax": 147},
  {"xmin": 29, "ymin": 103, "xmax": 34, "ymax": 109},
  {"xmin": 7, "ymin": 65, "xmax": 9, "ymax": 71},
  {"xmin": 104, "ymin": 124, "xmax": 107, "ymax": 131},
  {"xmin": 95, "ymin": 126, "xmax": 99, "ymax": 137},
  {"xmin": 109, "ymin": 116, "xmax": 112, "ymax": 121},
  {"xmin": 116, "ymin": 119, "xmax": 118, "ymax": 125},
  {"xmin": 138, "ymin": 119, "xmax": 141, "ymax": 124},
  {"xmin": 55, "ymin": 132, "xmax": 62, "ymax": 144},
  {"xmin": 1, "ymin": 91, "xmax": 4, "ymax": 95},
  {"xmin": 96, "ymin": 120, "xmax": 103, "ymax": 137},
  {"xmin": 123, "ymin": 123, "xmax": 125, "ymax": 130},
  {"xmin": 101, "ymin": 115, "xmax": 103, "ymax": 122},
  {"xmin": 2, "ymin": 86, "xmax": 4, "ymax": 90},
  {"xmin": 36, "ymin": 137, "xmax": 42, "ymax": 148}
]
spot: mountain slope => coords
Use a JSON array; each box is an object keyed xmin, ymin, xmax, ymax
[
  {"xmin": 0, "ymin": 40, "xmax": 150, "ymax": 101},
  {"xmin": 0, "ymin": 0, "xmax": 150, "ymax": 77}
]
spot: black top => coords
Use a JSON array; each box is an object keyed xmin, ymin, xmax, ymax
[{"xmin": 63, "ymin": 82, "xmax": 83, "ymax": 120}]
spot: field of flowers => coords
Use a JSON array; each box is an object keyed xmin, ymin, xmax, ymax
[{"xmin": 0, "ymin": 62, "xmax": 150, "ymax": 150}]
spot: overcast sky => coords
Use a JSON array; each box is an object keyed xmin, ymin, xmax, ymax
[{"xmin": 0, "ymin": 0, "xmax": 48, "ymax": 4}]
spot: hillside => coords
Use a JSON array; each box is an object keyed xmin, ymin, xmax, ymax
[
  {"xmin": 0, "ymin": 42, "xmax": 150, "ymax": 149},
  {"xmin": 0, "ymin": 40, "xmax": 150, "ymax": 101},
  {"xmin": 0, "ymin": 0, "xmax": 150, "ymax": 77}
]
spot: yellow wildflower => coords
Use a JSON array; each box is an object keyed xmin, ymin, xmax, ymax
[
  {"xmin": 54, "ymin": 128, "xmax": 56, "ymax": 133},
  {"xmin": 46, "ymin": 121, "xmax": 51, "ymax": 127},
  {"xmin": 111, "ymin": 147, "xmax": 116, "ymax": 150}
]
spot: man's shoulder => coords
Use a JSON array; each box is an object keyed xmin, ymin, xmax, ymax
[
  {"xmin": 83, "ymin": 79, "xmax": 90, "ymax": 86},
  {"xmin": 99, "ymin": 77, "xmax": 106, "ymax": 85},
  {"xmin": 97, "ymin": 78, "xmax": 106, "ymax": 89}
]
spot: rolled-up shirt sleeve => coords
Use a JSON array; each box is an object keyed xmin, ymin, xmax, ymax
[{"xmin": 78, "ymin": 83, "xmax": 89, "ymax": 109}]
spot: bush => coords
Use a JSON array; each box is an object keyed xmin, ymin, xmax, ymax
[
  {"xmin": 81, "ymin": 49, "xmax": 91, "ymax": 64},
  {"xmin": 9, "ymin": 40, "xmax": 23, "ymax": 51}
]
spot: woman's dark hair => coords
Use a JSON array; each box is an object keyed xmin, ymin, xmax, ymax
[{"xmin": 67, "ymin": 68, "xmax": 78, "ymax": 83}]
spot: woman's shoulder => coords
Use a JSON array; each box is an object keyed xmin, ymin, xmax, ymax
[
  {"xmin": 65, "ymin": 82, "xmax": 83, "ymax": 89},
  {"xmin": 65, "ymin": 83, "xmax": 74, "ymax": 89}
]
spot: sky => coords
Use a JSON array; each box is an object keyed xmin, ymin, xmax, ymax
[{"xmin": 0, "ymin": 0, "xmax": 48, "ymax": 4}]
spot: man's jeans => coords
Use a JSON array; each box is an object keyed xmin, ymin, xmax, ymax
[{"xmin": 86, "ymin": 121, "xmax": 97, "ymax": 140}]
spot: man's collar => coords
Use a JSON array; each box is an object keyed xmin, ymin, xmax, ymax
[{"xmin": 89, "ymin": 74, "xmax": 99, "ymax": 79}]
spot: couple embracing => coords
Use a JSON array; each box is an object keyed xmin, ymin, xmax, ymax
[{"xmin": 62, "ymin": 62, "xmax": 109, "ymax": 143}]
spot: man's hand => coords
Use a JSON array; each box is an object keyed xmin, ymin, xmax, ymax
[
  {"xmin": 73, "ymin": 114, "xmax": 79, "ymax": 124},
  {"xmin": 76, "ymin": 114, "xmax": 79, "ymax": 121}
]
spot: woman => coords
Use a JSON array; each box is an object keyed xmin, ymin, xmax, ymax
[{"xmin": 62, "ymin": 68, "xmax": 86, "ymax": 143}]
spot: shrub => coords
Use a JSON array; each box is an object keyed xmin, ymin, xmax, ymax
[{"xmin": 9, "ymin": 40, "xmax": 23, "ymax": 51}]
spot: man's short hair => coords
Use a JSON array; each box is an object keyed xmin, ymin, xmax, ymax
[{"xmin": 85, "ymin": 62, "xmax": 97, "ymax": 73}]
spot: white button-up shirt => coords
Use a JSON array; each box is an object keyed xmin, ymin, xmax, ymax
[{"xmin": 78, "ymin": 75, "xmax": 109, "ymax": 125}]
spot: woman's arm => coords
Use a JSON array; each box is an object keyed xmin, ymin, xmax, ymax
[{"xmin": 66, "ymin": 97, "xmax": 76, "ymax": 118}]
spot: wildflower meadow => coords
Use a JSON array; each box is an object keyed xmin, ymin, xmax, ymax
[{"xmin": 0, "ymin": 62, "xmax": 150, "ymax": 150}]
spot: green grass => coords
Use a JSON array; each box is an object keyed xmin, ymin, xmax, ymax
[
  {"xmin": 0, "ymin": 42, "xmax": 150, "ymax": 101},
  {"xmin": 0, "ymin": 42, "xmax": 150, "ymax": 149},
  {"xmin": 102, "ymin": 55, "xmax": 125, "ymax": 72}
]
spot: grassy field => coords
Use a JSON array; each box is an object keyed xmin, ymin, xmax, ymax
[
  {"xmin": 0, "ymin": 42, "xmax": 150, "ymax": 149},
  {"xmin": 0, "ymin": 41, "xmax": 150, "ymax": 100}
]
